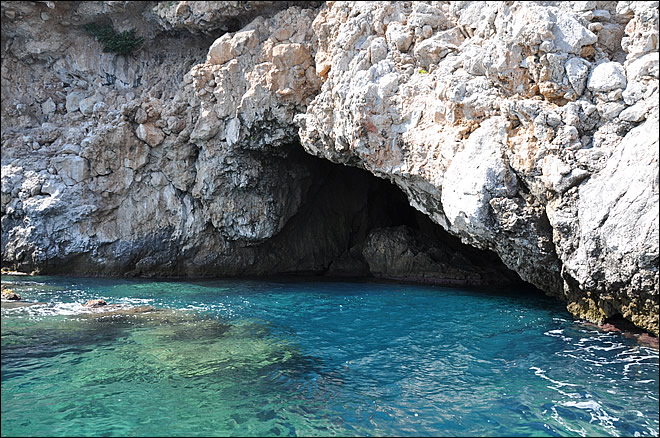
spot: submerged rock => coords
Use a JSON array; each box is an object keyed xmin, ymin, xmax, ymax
[
  {"xmin": 1, "ymin": 300, "xmax": 42, "ymax": 309},
  {"xmin": 78, "ymin": 305, "xmax": 172, "ymax": 320}
]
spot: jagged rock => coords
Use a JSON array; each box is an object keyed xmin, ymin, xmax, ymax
[
  {"xmin": 626, "ymin": 52, "xmax": 660, "ymax": 82},
  {"xmin": 79, "ymin": 94, "xmax": 101, "ymax": 116},
  {"xmin": 565, "ymin": 57, "xmax": 591, "ymax": 95},
  {"xmin": 65, "ymin": 92, "xmax": 86, "ymax": 113},
  {"xmin": 619, "ymin": 1, "xmax": 659, "ymax": 57},
  {"xmin": 549, "ymin": 7, "xmax": 598, "ymax": 54},
  {"xmin": 441, "ymin": 118, "xmax": 518, "ymax": 239},
  {"xmin": 618, "ymin": 99, "xmax": 651, "ymax": 122},
  {"xmin": 41, "ymin": 98, "xmax": 56, "ymax": 115},
  {"xmin": 152, "ymin": 1, "xmax": 320, "ymax": 35},
  {"xmin": 540, "ymin": 155, "xmax": 590, "ymax": 194},
  {"xmin": 298, "ymin": 1, "xmax": 658, "ymax": 334},
  {"xmin": 50, "ymin": 155, "xmax": 88, "ymax": 185},
  {"xmin": 1, "ymin": 3, "xmax": 325, "ymax": 277},
  {"xmin": 548, "ymin": 112, "xmax": 659, "ymax": 335}
]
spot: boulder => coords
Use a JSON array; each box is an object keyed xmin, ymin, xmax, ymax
[
  {"xmin": 83, "ymin": 299, "xmax": 107, "ymax": 308},
  {"xmin": 65, "ymin": 92, "xmax": 86, "ymax": 113},
  {"xmin": 588, "ymin": 62, "xmax": 627, "ymax": 92},
  {"xmin": 136, "ymin": 123, "xmax": 165, "ymax": 147}
]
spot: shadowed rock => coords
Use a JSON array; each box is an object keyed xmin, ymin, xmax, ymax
[{"xmin": 362, "ymin": 225, "xmax": 522, "ymax": 286}]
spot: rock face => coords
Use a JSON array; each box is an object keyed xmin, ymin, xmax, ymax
[
  {"xmin": 297, "ymin": 1, "xmax": 659, "ymax": 335},
  {"xmin": 1, "ymin": 2, "xmax": 658, "ymax": 335},
  {"xmin": 1, "ymin": 1, "xmax": 328, "ymax": 277}
]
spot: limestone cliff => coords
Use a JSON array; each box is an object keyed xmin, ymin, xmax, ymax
[{"xmin": 1, "ymin": 1, "xmax": 658, "ymax": 335}]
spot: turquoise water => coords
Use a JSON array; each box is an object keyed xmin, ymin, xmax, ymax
[{"xmin": 1, "ymin": 275, "xmax": 658, "ymax": 437}]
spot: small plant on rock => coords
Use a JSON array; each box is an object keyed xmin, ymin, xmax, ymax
[{"xmin": 84, "ymin": 22, "xmax": 144, "ymax": 55}]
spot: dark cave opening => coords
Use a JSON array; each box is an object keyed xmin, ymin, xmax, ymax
[
  {"xmin": 262, "ymin": 144, "xmax": 524, "ymax": 286},
  {"xmin": 4, "ymin": 139, "xmax": 523, "ymax": 289}
]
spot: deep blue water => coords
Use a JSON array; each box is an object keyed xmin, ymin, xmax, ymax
[{"xmin": 1, "ymin": 275, "xmax": 658, "ymax": 437}]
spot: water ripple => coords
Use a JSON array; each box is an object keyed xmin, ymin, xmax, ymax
[{"xmin": 2, "ymin": 276, "xmax": 658, "ymax": 437}]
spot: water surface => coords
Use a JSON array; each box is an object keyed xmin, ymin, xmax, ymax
[{"xmin": 1, "ymin": 275, "xmax": 658, "ymax": 436}]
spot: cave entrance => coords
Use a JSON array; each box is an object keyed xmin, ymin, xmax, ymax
[{"xmin": 262, "ymin": 145, "xmax": 523, "ymax": 287}]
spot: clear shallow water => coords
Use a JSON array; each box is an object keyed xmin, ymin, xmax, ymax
[{"xmin": 1, "ymin": 275, "xmax": 658, "ymax": 437}]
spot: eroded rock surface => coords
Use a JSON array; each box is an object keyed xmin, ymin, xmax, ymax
[
  {"xmin": 2, "ymin": 1, "xmax": 658, "ymax": 334},
  {"xmin": 297, "ymin": 1, "xmax": 659, "ymax": 335},
  {"xmin": 1, "ymin": 1, "xmax": 328, "ymax": 276}
]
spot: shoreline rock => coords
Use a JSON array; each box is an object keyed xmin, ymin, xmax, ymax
[{"xmin": 1, "ymin": 300, "xmax": 43, "ymax": 308}]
